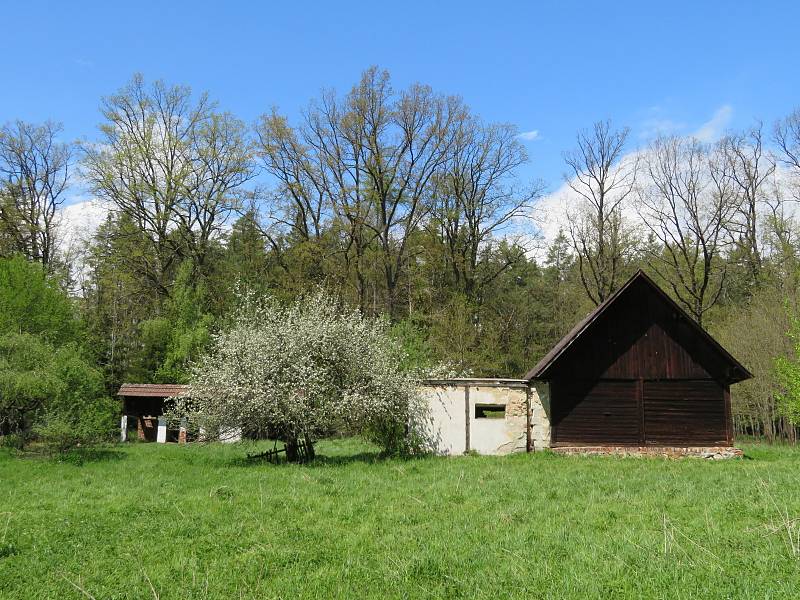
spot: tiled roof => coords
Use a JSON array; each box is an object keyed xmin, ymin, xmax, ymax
[{"xmin": 117, "ymin": 383, "xmax": 189, "ymax": 397}]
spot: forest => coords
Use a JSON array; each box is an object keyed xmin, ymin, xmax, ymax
[{"xmin": 2, "ymin": 67, "xmax": 800, "ymax": 444}]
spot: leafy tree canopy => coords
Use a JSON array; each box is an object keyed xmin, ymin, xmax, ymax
[{"xmin": 0, "ymin": 255, "xmax": 80, "ymax": 345}]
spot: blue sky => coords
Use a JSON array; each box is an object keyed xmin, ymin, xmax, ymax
[{"xmin": 2, "ymin": 0, "xmax": 799, "ymax": 199}]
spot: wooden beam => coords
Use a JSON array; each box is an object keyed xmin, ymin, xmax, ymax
[{"xmin": 724, "ymin": 386, "xmax": 733, "ymax": 446}]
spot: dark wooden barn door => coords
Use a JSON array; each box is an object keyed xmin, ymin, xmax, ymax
[
  {"xmin": 553, "ymin": 379, "xmax": 730, "ymax": 446},
  {"xmin": 552, "ymin": 380, "xmax": 641, "ymax": 445},
  {"xmin": 642, "ymin": 380, "xmax": 728, "ymax": 445}
]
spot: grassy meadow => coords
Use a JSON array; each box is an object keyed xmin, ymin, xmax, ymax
[{"xmin": 1, "ymin": 439, "xmax": 799, "ymax": 599}]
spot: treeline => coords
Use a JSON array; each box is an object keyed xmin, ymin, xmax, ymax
[{"xmin": 2, "ymin": 67, "xmax": 800, "ymax": 442}]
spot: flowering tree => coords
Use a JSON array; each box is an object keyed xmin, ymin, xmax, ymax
[{"xmin": 169, "ymin": 290, "xmax": 434, "ymax": 459}]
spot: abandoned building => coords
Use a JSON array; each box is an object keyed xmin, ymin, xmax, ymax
[
  {"xmin": 422, "ymin": 270, "xmax": 752, "ymax": 457},
  {"xmin": 118, "ymin": 383, "xmax": 189, "ymax": 443},
  {"xmin": 118, "ymin": 271, "xmax": 752, "ymax": 457}
]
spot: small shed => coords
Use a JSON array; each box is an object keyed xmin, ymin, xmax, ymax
[
  {"xmin": 525, "ymin": 270, "xmax": 751, "ymax": 448},
  {"xmin": 117, "ymin": 383, "xmax": 188, "ymax": 442}
]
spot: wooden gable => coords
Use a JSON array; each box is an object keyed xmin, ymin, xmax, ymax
[{"xmin": 526, "ymin": 271, "xmax": 751, "ymax": 385}]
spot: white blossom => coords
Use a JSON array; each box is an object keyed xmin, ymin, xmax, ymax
[{"xmin": 169, "ymin": 289, "xmax": 436, "ymax": 454}]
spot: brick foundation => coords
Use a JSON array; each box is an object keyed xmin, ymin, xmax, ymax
[{"xmin": 551, "ymin": 446, "xmax": 743, "ymax": 459}]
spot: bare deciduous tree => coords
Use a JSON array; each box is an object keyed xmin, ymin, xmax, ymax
[
  {"xmin": 775, "ymin": 108, "xmax": 800, "ymax": 198},
  {"xmin": 257, "ymin": 67, "xmax": 464, "ymax": 318},
  {"xmin": 564, "ymin": 120, "xmax": 638, "ymax": 305},
  {"xmin": 720, "ymin": 123, "xmax": 776, "ymax": 285},
  {"xmin": 431, "ymin": 118, "xmax": 543, "ymax": 299},
  {"xmin": 0, "ymin": 120, "xmax": 73, "ymax": 269},
  {"xmin": 257, "ymin": 90, "xmax": 376, "ymax": 310},
  {"xmin": 343, "ymin": 68, "xmax": 465, "ymax": 319},
  {"xmin": 763, "ymin": 109, "xmax": 800, "ymax": 276},
  {"xmin": 637, "ymin": 136, "xmax": 738, "ymax": 325},
  {"xmin": 256, "ymin": 110, "xmax": 329, "ymax": 243},
  {"xmin": 82, "ymin": 74, "xmax": 255, "ymax": 296}
]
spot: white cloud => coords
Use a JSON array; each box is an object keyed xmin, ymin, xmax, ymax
[
  {"xmin": 639, "ymin": 117, "xmax": 685, "ymax": 140},
  {"xmin": 56, "ymin": 197, "xmax": 109, "ymax": 291},
  {"xmin": 531, "ymin": 181, "xmax": 572, "ymax": 246},
  {"xmin": 529, "ymin": 150, "xmax": 645, "ymax": 261},
  {"xmin": 529, "ymin": 103, "xmax": 800, "ymax": 265},
  {"xmin": 518, "ymin": 129, "xmax": 540, "ymax": 141},
  {"xmin": 692, "ymin": 104, "xmax": 733, "ymax": 142},
  {"xmin": 59, "ymin": 197, "xmax": 108, "ymax": 250},
  {"xmin": 636, "ymin": 103, "xmax": 686, "ymax": 140}
]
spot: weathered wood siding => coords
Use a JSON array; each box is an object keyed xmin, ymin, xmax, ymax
[
  {"xmin": 552, "ymin": 380, "xmax": 640, "ymax": 445},
  {"xmin": 549, "ymin": 277, "xmax": 735, "ymax": 447},
  {"xmin": 547, "ymin": 281, "xmax": 731, "ymax": 382},
  {"xmin": 643, "ymin": 380, "xmax": 728, "ymax": 445}
]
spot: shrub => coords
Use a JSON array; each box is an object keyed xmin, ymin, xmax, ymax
[
  {"xmin": 0, "ymin": 433, "xmax": 27, "ymax": 450},
  {"xmin": 33, "ymin": 398, "xmax": 117, "ymax": 455},
  {"xmin": 0, "ymin": 333, "xmax": 116, "ymax": 452}
]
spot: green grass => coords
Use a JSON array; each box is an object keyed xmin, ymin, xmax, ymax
[{"xmin": 1, "ymin": 440, "xmax": 800, "ymax": 599}]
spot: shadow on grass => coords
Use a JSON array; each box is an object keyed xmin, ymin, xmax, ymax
[
  {"xmin": 224, "ymin": 441, "xmax": 435, "ymax": 468},
  {"xmin": 228, "ymin": 451, "xmax": 394, "ymax": 468},
  {"xmin": 63, "ymin": 447, "xmax": 128, "ymax": 465},
  {"xmin": 0, "ymin": 540, "xmax": 20, "ymax": 559},
  {"xmin": 305, "ymin": 452, "xmax": 391, "ymax": 466},
  {"xmin": 15, "ymin": 446, "xmax": 129, "ymax": 466}
]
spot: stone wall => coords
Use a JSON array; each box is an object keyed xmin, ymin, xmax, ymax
[
  {"xmin": 551, "ymin": 446, "xmax": 743, "ymax": 459},
  {"xmin": 420, "ymin": 379, "xmax": 551, "ymax": 456},
  {"xmin": 530, "ymin": 381, "xmax": 550, "ymax": 451}
]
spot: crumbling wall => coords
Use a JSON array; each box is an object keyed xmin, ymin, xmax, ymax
[
  {"xmin": 530, "ymin": 381, "xmax": 551, "ymax": 451},
  {"xmin": 420, "ymin": 379, "xmax": 551, "ymax": 456}
]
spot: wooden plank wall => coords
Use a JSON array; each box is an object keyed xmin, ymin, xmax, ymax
[
  {"xmin": 643, "ymin": 380, "xmax": 728, "ymax": 445},
  {"xmin": 552, "ymin": 380, "xmax": 640, "ymax": 445},
  {"xmin": 548, "ymin": 278, "xmax": 734, "ymax": 447},
  {"xmin": 548, "ymin": 281, "xmax": 730, "ymax": 383},
  {"xmin": 552, "ymin": 379, "xmax": 729, "ymax": 446}
]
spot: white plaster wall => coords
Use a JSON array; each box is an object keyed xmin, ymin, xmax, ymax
[
  {"xmin": 420, "ymin": 379, "xmax": 552, "ymax": 456},
  {"xmin": 420, "ymin": 385, "xmax": 467, "ymax": 454}
]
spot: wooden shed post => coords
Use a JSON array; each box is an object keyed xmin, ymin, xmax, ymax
[
  {"xmin": 724, "ymin": 386, "xmax": 733, "ymax": 445},
  {"xmin": 178, "ymin": 417, "xmax": 188, "ymax": 444}
]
